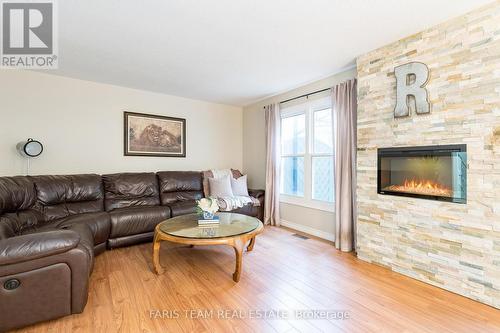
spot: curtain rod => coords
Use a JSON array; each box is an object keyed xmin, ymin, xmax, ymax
[{"xmin": 279, "ymin": 87, "xmax": 331, "ymax": 105}]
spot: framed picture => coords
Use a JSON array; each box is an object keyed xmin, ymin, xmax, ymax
[{"xmin": 124, "ymin": 111, "xmax": 186, "ymax": 157}]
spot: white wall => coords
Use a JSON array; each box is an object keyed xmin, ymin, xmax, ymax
[
  {"xmin": 242, "ymin": 67, "xmax": 356, "ymax": 237},
  {"xmin": 0, "ymin": 71, "xmax": 243, "ymax": 176}
]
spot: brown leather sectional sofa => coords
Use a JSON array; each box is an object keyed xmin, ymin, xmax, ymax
[{"xmin": 0, "ymin": 171, "xmax": 264, "ymax": 332}]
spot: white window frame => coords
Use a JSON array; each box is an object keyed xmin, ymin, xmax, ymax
[{"xmin": 280, "ymin": 96, "xmax": 334, "ymax": 212}]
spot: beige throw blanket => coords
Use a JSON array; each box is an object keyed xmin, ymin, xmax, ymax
[{"xmin": 217, "ymin": 195, "xmax": 260, "ymax": 211}]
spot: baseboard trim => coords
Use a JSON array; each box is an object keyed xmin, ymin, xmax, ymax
[{"xmin": 280, "ymin": 219, "xmax": 335, "ymax": 242}]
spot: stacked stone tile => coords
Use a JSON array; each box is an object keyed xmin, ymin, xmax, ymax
[{"xmin": 356, "ymin": 2, "xmax": 500, "ymax": 308}]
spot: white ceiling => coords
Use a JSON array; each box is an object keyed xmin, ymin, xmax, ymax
[{"xmin": 53, "ymin": 0, "xmax": 492, "ymax": 106}]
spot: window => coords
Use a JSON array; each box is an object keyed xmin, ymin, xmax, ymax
[
  {"xmin": 281, "ymin": 113, "xmax": 305, "ymax": 197},
  {"xmin": 312, "ymin": 108, "xmax": 334, "ymax": 202},
  {"xmin": 280, "ymin": 97, "xmax": 334, "ymax": 211}
]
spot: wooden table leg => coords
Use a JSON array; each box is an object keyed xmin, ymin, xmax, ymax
[
  {"xmin": 152, "ymin": 233, "xmax": 164, "ymax": 275},
  {"xmin": 232, "ymin": 238, "xmax": 244, "ymax": 282},
  {"xmin": 247, "ymin": 237, "xmax": 256, "ymax": 252}
]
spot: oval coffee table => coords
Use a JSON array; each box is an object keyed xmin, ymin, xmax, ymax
[{"xmin": 152, "ymin": 212, "xmax": 264, "ymax": 282}]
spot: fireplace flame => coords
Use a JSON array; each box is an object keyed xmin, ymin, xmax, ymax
[{"xmin": 385, "ymin": 179, "xmax": 452, "ymax": 197}]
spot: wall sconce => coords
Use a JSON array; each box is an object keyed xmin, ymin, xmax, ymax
[{"xmin": 16, "ymin": 138, "xmax": 44, "ymax": 174}]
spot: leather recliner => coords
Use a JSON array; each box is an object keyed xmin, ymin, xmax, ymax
[
  {"xmin": 0, "ymin": 171, "xmax": 264, "ymax": 332},
  {"xmin": 157, "ymin": 171, "xmax": 204, "ymax": 217},
  {"xmin": 0, "ymin": 176, "xmax": 94, "ymax": 332},
  {"xmin": 103, "ymin": 172, "xmax": 172, "ymax": 248}
]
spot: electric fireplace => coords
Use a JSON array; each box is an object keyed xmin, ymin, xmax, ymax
[{"xmin": 377, "ymin": 145, "xmax": 467, "ymax": 203}]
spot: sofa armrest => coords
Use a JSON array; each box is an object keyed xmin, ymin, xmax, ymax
[
  {"xmin": 0, "ymin": 230, "xmax": 91, "ymax": 331},
  {"xmin": 248, "ymin": 189, "xmax": 265, "ymax": 200},
  {"xmin": 248, "ymin": 189, "xmax": 265, "ymax": 222},
  {"xmin": 0, "ymin": 230, "xmax": 80, "ymax": 266}
]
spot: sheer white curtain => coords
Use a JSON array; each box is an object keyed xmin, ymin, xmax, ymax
[
  {"xmin": 333, "ymin": 79, "xmax": 357, "ymax": 252},
  {"xmin": 264, "ymin": 103, "xmax": 281, "ymax": 226}
]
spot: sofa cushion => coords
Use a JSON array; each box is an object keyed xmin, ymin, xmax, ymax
[
  {"xmin": 108, "ymin": 206, "xmax": 170, "ymax": 239},
  {"xmin": 102, "ymin": 173, "xmax": 160, "ymax": 211},
  {"xmin": 202, "ymin": 169, "xmax": 243, "ymax": 197},
  {"xmin": 208, "ymin": 176, "xmax": 234, "ymax": 197},
  {"xmin": 45, "ymin": 212, "xmax": 111, "ymax": 246},
  {"xmin": 61, "ymin": 222, "xmax": 95, "ymax": 263},
  {"xmin": 157, "ymin": 171, "xmax": 203, "ymax": 205},
  {"xmin": 31, "ymin": 174, "xmax": 104, "ymax": 221},
  {"xmin": 168, "ymin": 200, "xmax": 197, "ymax": 217},
  {"xmin": 0, "ymin": 210, "xmax": 44, "ymax": 239},
  {"xmin": 231, "ymin": 175, "xmax": 249, "ymax": 196},
  {"xmin": 0, "ymin": 176, "xmax": 36, "ymax": 215}
]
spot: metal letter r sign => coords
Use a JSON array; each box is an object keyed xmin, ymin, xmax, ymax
[{"xmin": 394, "ymin": 62, "xmax": 430, "ymax": 118}]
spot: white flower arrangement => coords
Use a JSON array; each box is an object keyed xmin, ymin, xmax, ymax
[{"xmin": 196, "ymin": 197, "xmax": 219, "ymax": 215}]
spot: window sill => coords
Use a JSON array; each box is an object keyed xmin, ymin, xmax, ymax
[{"xmin": 280, "ymin": 195, "xmax": 335, "ymax": 213}]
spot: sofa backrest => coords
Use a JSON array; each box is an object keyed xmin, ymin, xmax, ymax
[
  {"xmin": 157, "ymin": 171, "xmax": 203, "ymax": 205},
  {"xmin": 0, "ymin": 176, "xmax": 42, "ymax": 238},
  {"xmin": 0, "ymin": 176, "xmax": 36, "ymax": 214},
  {"xmin": 31, "ymin": 174, "xmax": 104, "ymax": 221},
  {"xmin": 102, "ymin": 172, "xmax": 160, "ymax": 211}
]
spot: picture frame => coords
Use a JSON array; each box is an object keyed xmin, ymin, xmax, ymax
[{"xmin": 124, "ymin": 111, "xmax": 186, "ymax": 157}]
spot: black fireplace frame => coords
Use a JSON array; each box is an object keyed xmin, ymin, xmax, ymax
[{"xmin": 377, "ymin": 144, "xmax": 467, "ymax": 204}]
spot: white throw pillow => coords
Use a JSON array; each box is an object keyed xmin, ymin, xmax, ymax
[
  {"xmin": 231, "ymin": 175, "xmax": 249, "ymax": 196},
  {"xmin": 208, "ymin": 176, "xmax": 234, "ymax": 197}
]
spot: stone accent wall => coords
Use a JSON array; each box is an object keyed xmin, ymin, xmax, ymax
[{"xmin": 356, "ymin": 2, "xmax": 500, "ymax": 308}]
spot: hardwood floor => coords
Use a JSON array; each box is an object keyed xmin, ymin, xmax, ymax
[{"xmin": 13, "ymin": 226, "xmax": 500, "ymax": 333}]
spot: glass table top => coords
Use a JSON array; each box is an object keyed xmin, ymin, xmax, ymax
[{"xmin": 158, "ymin": 213, "xmax": 261, "ymax": 239}]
